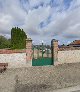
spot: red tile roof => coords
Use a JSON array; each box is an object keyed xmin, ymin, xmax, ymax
[{"xmin": 69, "ymin": 40, "xmax": 80, "ymax": 45}]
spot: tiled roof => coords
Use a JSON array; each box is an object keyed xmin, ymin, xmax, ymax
[{"xmin": 69, "ymin": 40, "xmax": 80, "ymax": 45}]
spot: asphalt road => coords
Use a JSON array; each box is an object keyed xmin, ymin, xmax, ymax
[
  {"xmin": 16, "ymin": 84, "xmax": 80, "ymax": 92},
  {"xmin": 51, "ymin": 85, "xmax": 80, "ymax": 92},
  {"xmin": 71, "ymin": 90, "xmax": 80, "ymax": 92}
]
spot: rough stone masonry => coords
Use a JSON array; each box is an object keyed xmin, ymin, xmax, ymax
[
  {"xmin": 52, "ymin": 39, "xmax": 80, "ymax": 65},
  {"xmin": 0, "ymin": 38, "xmax": 33, "ymax": 68}
]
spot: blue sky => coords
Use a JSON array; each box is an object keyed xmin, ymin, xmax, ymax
[{"xmin": 0, "ymin": 0, "xmax": 80, "ymax": 45}]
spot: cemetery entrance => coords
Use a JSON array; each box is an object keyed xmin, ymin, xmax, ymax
[{"xmin": 32, "ymin": 42, "xmax": 53, "ymax": 66}]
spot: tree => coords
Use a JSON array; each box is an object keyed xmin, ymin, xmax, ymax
[
  {"xmin": 11, "ymin": 27, "xmax": 27, "ymax": 49},
  {"xmin": 0, "ymin": 36, "xmax": 11, "ymax": 49}
]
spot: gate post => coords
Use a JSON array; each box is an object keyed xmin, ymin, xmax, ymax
[
  {"xmin": 26, "ymin": 38, "xmax": 32, "ymax": 67},
  {"xmin": 51, "ymin": 39, "xmax": 58, "ymax": 65}
]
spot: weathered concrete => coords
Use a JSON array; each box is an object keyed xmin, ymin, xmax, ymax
[{"xmin": 1, "ymin": 63, "xmax": 80, "ymax": 92}]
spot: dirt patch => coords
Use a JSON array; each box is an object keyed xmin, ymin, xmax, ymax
[
  {"xmin": 1, "ymin": 62, "xmax": 80, "ymax": 92},
  {"xmin": 15, "ymin": 83, "xmax": 52, "ymax": 92}
]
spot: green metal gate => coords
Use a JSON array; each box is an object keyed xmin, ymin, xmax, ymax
[{"xmin": 32, "ymin": 42, "xmax": 53, "ymax": 66}]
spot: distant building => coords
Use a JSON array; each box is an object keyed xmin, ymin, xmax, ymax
[{"xmin": 68, "ymin": 40, "xmax": 80, "ymax": 47}]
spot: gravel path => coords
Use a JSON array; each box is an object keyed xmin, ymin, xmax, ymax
[{"xmin": 1, "ymin": 62, "xmax": 80, "ymax": 92}]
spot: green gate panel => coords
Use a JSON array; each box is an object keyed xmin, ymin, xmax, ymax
[{"xmin": 32, "ymin": 57, "xmax": 53, "ymax": 66}]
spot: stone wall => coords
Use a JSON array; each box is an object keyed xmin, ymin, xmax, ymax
[
  {"xmin": 0, "ymin": 49, "xmax": 32, "ymax": 68},
  {"xmin": 26, "ymin": 38, "xmax": 32, "ymax": 63},
  {"xmin": 57, "ymin": 50, "xmax": 80, "ymax": 64},
  {"xmin": 0, "ymin": 53, "xmax": 27, "ymax": 68},
  {"xmin": 0, "ymin": 49, "xmax": 26, "ymax": 54},
  {"xmin": 51, "ymin": 39, "xmax": 58, "ymax": 65},
  {"xmin": 0, "ymin": 48, "xmax": 33, "ymax": 68},
  {"xmin": 59, "ymin": 46, "xmax": 80, "ymax": 51},
  {"xmin": 0, "ymin": 38, "xmax": 32, "ymax": 68},
  {"xmin": 53, "ymin": 40, "xmax": 80, "ymax": 65}
]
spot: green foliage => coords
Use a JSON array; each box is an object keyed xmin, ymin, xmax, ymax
[
  {"xmin": 11, "ymin": 27, "xmax": 27, "ymax": 49},
  {"xmin": 0, "ymin": 36, "xmax": 11, "ymax": 49}
]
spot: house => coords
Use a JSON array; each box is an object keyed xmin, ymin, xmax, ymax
[{"xmin": 68, "ymin": 40, "xmax": 80, "ymax": 47}]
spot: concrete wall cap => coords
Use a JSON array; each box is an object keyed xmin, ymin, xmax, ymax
[
  {"xmin": 26, "ymin": 38, "xmax": 32, "ymax": 41},
  {"xmin": 51, "ymin": 39, "xmax": 58, "ymax": 42}
]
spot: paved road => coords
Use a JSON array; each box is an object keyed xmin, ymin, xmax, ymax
[
  {"xmin": 73, "ymin": 90, "xmax": 80, "ymax": 92},
  {"xmin": 51, "ymin": 85, "xmax": 80, "ymax": 92}
]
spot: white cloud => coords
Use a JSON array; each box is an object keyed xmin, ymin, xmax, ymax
[
  {"xmin": 22, "ymin": 6, "xmax": 51, "ymax": 36},
  {"xmin": 0, "ymin": 14, "xmax": 12, "ymax": 34},
  {"xmin": 41, "ymin": 2, "xmax": 80, "ymax": 42},
  {"xmin": 0, "ymin": 0, "xmax": 26, "ymax": 34},
  {"xmin": 0, "ymin": 0, "xmax": 80, "ymax": 44}
]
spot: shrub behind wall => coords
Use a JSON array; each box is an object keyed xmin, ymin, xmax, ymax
[
  {"xmin": 0, "ymin": 36, "xmax": 11, "ymax": 49},
  {"xmin": 11, "ymin": 27, "xmax": 27, "ymax": 49}
]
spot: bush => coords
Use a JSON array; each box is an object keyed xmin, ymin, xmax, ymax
[
  {"xmin": 11, "ymin": 27, "xmax": 27, "ymax": 49},
  {"xmin": 0, "ymin": 36, "xmax": 11, "ymax": 49}
]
